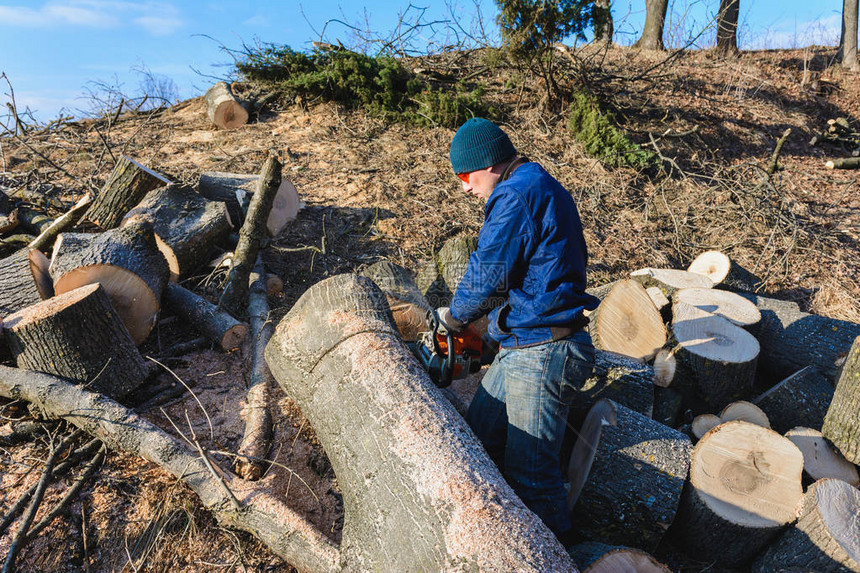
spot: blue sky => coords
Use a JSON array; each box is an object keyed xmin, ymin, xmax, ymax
[{"xmin": 0, "ymin": 0, "xmax": 849, "ymax": 124}]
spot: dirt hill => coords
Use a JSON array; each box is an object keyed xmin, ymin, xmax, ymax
[{"xmin": 0, "ymin": 45, "xmax": 858, "ymax": 571}]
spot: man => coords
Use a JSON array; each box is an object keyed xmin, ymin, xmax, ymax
[{"xmin": 438, "ymin": 117, "xmax": 599, "ymax": 545}]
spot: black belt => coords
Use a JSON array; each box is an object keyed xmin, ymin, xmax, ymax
[{"xmin": 549, "ymin": 315, "xmax": 590, "ymax": 341}]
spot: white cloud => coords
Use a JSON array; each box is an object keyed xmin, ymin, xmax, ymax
[{"xmin": 0, "ymin": 1, "xmax": 184, "ymax": 35}]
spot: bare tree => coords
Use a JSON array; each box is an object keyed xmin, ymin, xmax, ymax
[
  {"xmin": 593, "ymin": 0, "xmax": 614, "ymax": 44},
  {"xmin": 633, "ymin": 0, "xmax": 668, "ymax": 50},
  {"xmin": 839, "ymin": 0, "xmax": 860, "ymax": 71},
  {"xmin": 716, "ymin": 0, "xmax": 739, "ymax": 54}
]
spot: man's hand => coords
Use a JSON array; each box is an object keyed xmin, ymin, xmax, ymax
[{"xmin": 436, "ymin": 307, "xmax": 464, "ymax": 334}]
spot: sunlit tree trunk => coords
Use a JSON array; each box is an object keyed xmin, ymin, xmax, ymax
[
  {"xmin": 633, "ymin": 0, "xmax": 668, "ymax": 50},
  {"xmin": 716, "ymin": 0, "xmax": 739, "ymax": 54},
  {"xmin": 839, "ymin": 0, "xmax": 860, "ymax": 71},
  {"xmin": 593, "ymin": 0, "xmax": 614, "ymax": 44}
]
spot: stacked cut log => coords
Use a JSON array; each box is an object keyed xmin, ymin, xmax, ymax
[
  {"xmin": 687, "ymin": 250, "xmax": 763, "ymax": 293},
  {"xmin": 86, "ymin": 156, "xmax": 171, "ymax": 230},
  {"xmin": 49, "ymin": 219, "xmax": 169, "ymax": 345},
  {"xmin": 588, "ymin": 279, "xmax": 666, "ymax": 361},
  {"xmin": 2, "ymin": 283, "xmax": 147, "ymax": 399},
  {"xmin": 785, "ymin": 427, "xmax": 859, "ymax": 486},
  {"xmin": 197, "ymin": 171, "xmax": 300, "ymax": 236},
  {"xmin": 204, "ymin": 82, "xmax": 249, "ymax": 130},
  {"xmin": 567, "ymin": 399, "xmax": 691, "ymax": 551},
  {"xmin": 753, "ymin": 366, "xmax": 834, "ymax": 433},
  {"xmin": 670, "ymin": 420, "xmax": 804, "ymax": 567},
  {"xmin": 122, "ymin": 183, "xmax": 232, "ymax": 281},
  {"xmin": 569, "ymin": 542, "xmax": 671, "ymax": 572}
]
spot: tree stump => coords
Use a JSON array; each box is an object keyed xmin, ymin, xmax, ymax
[
  {"xmin": 670, "ymin": 420, "xmax": 804, "ymax": 567},
  {"xmin": 785, "ymin": 427, "xmax": 859, "ymax": 486},
  {"xmin": 568, "ymin": 400, "xmax": 691, "ymax": 552},
  {"xmin": 50, "ymin": 220, "xmax": 169, "ymax": 345},
  {"xmin": 361, "ymin": 260, "xmax": 432, "ymax": 342},
  {"xmin": 589, "ymin": 279, "xmax": 666, "ymax": 361},
  {"xmin": 205, "ymin": 82, "xmax": 249, "ymax": 130},
  {"xmin": 197, "ymin": 171, "xmax": 300, "ymax": 236},
  {"xmin": 822, "ymin": 336, "xmax": 860, "ymax": 464},
  {"xmin": 569, "ymin": 542, "xmax": 671, "ymax": 573},
  {"xmin": 687, "ymin": 250, "xmax": 762, "ymax": 293},
  {"xmin": 86, "ymin": 156, "xmax": 170, "ymax": 230},
  {"xmin": 752, "ymin": 366, "xmax": 834, "ymax": 434},
  {"xmin": 739, "ymin": 292, "xmax": 860, "ymax": 383},
  {"xmin": 669, "ymin": 313, "xmax": 759, "ymax": 411},
  {"xmin": 0, "ymin": 250, "xmax": 45, "ymax": 318},
  {"xmin": 630, "ymin": 268, "xmax": 713, "ymax": 297},
  {"xmin": 673, "ymin": 287, "xmax": 761, "ymax": 333},
  {"xmin": 2, "ymin": 283, "xmax": 147, "ymax": 399},
  {"xmin": 265, "ymin": 274, "xmax": 576, "ymax": 571},
  {"xmin": 753, "ymin": 479, "xmax": 860, "ymax": 573},
  {"xmin": 163, "ymin": 283, "xmax": 247, "ymax": 351},
  {"xmin": 122, "ymin": 184, "xmax": 232, "ymax": 281}
]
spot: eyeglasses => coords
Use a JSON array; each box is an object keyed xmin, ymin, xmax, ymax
[{"xmin": 457, "ymin": 172, "xmax": 470, "ymax": 184}]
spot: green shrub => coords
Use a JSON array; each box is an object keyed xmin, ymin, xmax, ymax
[
  {"xmin": 235, "ymin": 43, "xmax": 494, "ymax": 128},
  {"xmin": 567, "ymin": 90, "xmax": 655, "ymax": 169}
]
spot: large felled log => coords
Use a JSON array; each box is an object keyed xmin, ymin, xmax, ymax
[
  {"xmin": 739, "ymin": 292, "xmax": 860, "ymax": 383},
  {"xmin": 687, "ymin": 250, "xmax": 762, "ymax": 293},
  {"xmin": 86, "ymin": 156, "xmax": 171, "ymax": 230},
  {"xmin": 219, "ymin": 156, "xmax": 282, "ymax": 318},
  {"xmin": 2, "ymin": 283, "xmax": 147, "ymax": 399},
  {"xmin": 670, "ymin": 421, "xmax": 804, "ymax": 567},
  {"xmin": 361, "ymin": 260, "xmax": 431, "ymax": 342},
  {"xmin": 589, "ymin": 279, "xmax": 666, "ymax": 361},
  {"xmin": 0, "ymin": 250, "xmax": 45, "ymax": 318},
  {"xmin": 822, "ymin": 336, "xmax": 860, "ymax": 464},
  {"xmin": 569, "ymin": 542, "xmax": 671, "ymax": 573},
  {"xmin": 50, "ymin": 220, "xmax": 169, "ymax": 345},
  {"xmin": 753, "ymin": 478, "xmax": 860, "ymax": 573},
  {"xmin": 630, "ymin": 267, "xmax": 713, "ymax": 297},
  {"xmin": 567, "ymin": 399, "xmax": 691, "ymax": 551},
  {"xmin": 785, "ymin": 427, "xmax": 859, "ymax": 486},
  {"xmin": 669, "ymin": 312, "xmax": 759, "ymax": 410},
  {"xmin": 753, "ymin": 366, "xmax": 834, "ymax": 434},
  {"xmin": 123, "ymin": 184, "xmax": 232, "ymax": 281},
  {"xmin": 162, "ymin": 283, "xmax": 247, "ymax": 351},
  {"xmin": 205, "ymin": 82, "xmax": 249, "ymax": 130},
  {"xmin": 197, "ymin": 171, "xmax": 300, "ymax": 236},
  {"xmin": 265, "ymin": 274, "xmax": 576, "ymax": 571},
  {"xmin": 0, "ymin": 365, "xmax": 340, "ymax": 573}
]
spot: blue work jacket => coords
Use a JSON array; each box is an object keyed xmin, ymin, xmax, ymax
[{"xmin": 450, "ymin": 162, "xmax": 599, "ymax": 348}]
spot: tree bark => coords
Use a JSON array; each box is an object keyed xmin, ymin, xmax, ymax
[
  {"xmin": 822, "ymin": 336, "xmax": 860, "ymax": 464},
  {"xmin": 0, "ymin": 250, "xmax": 44, "ymax": 318},
  {"xmin": 633, "ymin": 0, "xmax": 668, "ymax": 50},
  {"xmin": 592, "ymin": 0, "xmax": 614, "ymax": 44},
  {"xmin": 3, "ymin": 283, "xmax": 147, "ymax": 399},
  {"xmin": 753, "ymin": 479, "xmax": 860, "ymax": 573},
  {"xmin": 589, "ymin": 279, "xmax": 666, "ymax": 361},
  {"xmin": 567, "ymin": 399, "xmax": 691, "ymax": 551},
  {"xmin": 716, "ymin": 0, "xmax": 740, "ymax": 54},
  {"xmin": 265, "ymin": 273, "xmax": 577, "ymax": 571},
  {"xmin": 51, "ymin": 220, "xmax": 170, "ymax": 345},
  {"xmin": 197, "ymin": 171, "xmax": 300, "ymax": 236},
  {"xmin": 839, "ymin": 0, "xmax": 860, "ymax": 71},
  {"xmin": 162, "ymin": 283, "xmax": 247, "ymax": 351},
  {"xmin": 205, "ymin": 82, "xmax": 249, "ymax": 130},
  {"xmin": 235, "ymin": 257, "xmax": 274, "ymax": 481},
  {"xmin": 219, "ymin": 156, "xmax": 282, "ymax": 318},
  {"xmin": 738, "ymin": 293, "xmax": 860, "ymax": 383},
  {"xmin": 670, "ymin": 421, "xmax": 804, "ymax": 567},
  {"xmin": 122, "ymin": 184, "xmax": 232, "ymax": 281},
  {"xmin": 0, "ymin": 365, "xmax": 341, "ymax": 573},
  {"xmin": 752, "ymin": 366, "xmax": 834, "ymax": 434},
  {"xmin": 86, "ymin": 156, "xmax": 170, "ymax": 230}
]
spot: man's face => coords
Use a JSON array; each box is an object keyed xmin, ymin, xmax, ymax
[{"xmin": 458, "ymin": 166, "xmax": 500, "ymax": 201}]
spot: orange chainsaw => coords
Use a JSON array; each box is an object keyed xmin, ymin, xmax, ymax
[{"xmin": 411, "ymin": 309, "xmax": 483, "ymax": 388}]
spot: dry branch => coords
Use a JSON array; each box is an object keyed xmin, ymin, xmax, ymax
[
  {"xmin": 27, "ymin": 194, "xmax": 92, "ymax": 252},
  {"xmin": 162, "ymin": 283, "xmax": 247, "ymax": 351}
]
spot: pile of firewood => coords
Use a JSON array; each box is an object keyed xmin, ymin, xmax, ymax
[{"xmin": 810, "ymin": 117, "xmax": 860, "ymax": 170}]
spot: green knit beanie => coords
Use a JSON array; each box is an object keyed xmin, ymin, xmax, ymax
[{"xmin": 449, "ymin": 118, "xmax": 516, "ymax": 174}]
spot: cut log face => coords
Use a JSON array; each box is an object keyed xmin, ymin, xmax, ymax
[
  {"xmin": 671, "ymin": 420, "xmax": 804, "ymax": 567},
  {"xmin": 266, "ymin": 180, "xmax": 300, "ymax": 237},
  {"xmin": 691, "ymin": 413, "xmax": 722, "ymax": 439},
  {"xmin": 671, "ymin": 313, "xmax": 760, "ymax": 410},
  {"xmin": 753, "ymin": 479, "xmax": 860, "ymax": 573},
  {"xmin": 122, "ymin": 184, "xmax": 232, "ymax": 281},
  {"xmin": 590, "ymin": 279, "xmax": 666, "ymax": 361},
  {"xmin": 27, "ymin": 249, "xmax": 54, "ymax": 300},
  {"xmin": 570, "ymin": 542, "xmax": 672, "ymax": 573},
  {"xmin": 205, "ymin": 82, "xmax": 249, "ymax": 130},
  {"xmin": 720, "ymin": 400, "xmax": 770, "ymax": 429},
  {"xmin": 2, "ymin": 283, "xmax": 147, "ymax": 399},
  {"xmin": 264, "ymin": 273, "xmax": 574, "ymax": 571},
  {"xmin": 673, "ymin": 287, "xmax": 761, "ymax": 330},
  {"xmin": 51, "ymin": 222, "xmax": 169, "ymax": 345},
  {"xmin": 822, "ymin": 336, "xmax": 860, "ymax": 465},
  {"xmin": 0, "ymin": 250, "xmax": 45, "ymax": 318},
  {"xmin": 753, "ymin": 366, "xmax": 834, "ymax": 434},
  {"xmin": 568, "ymin": 399, "xmax": 691, "ymax": 552},
  {"xmin": 652, "ymin": 348, "xmax": 676, "ymax": 388},
  {"xmin": 785, "ymin": 427, "xmax": 860, "ymax": 486},
  {"xmin": 630, "ymin": 268, "xmax": 714, "ymax": 296},
  {"xmin": 687, "ymin": 250, "xmax": 731, "ymax": 284}
]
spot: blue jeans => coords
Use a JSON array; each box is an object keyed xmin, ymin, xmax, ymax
[{"xmin": 466, "ymin": 331, "xmax": 595, "ymax": 536}]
